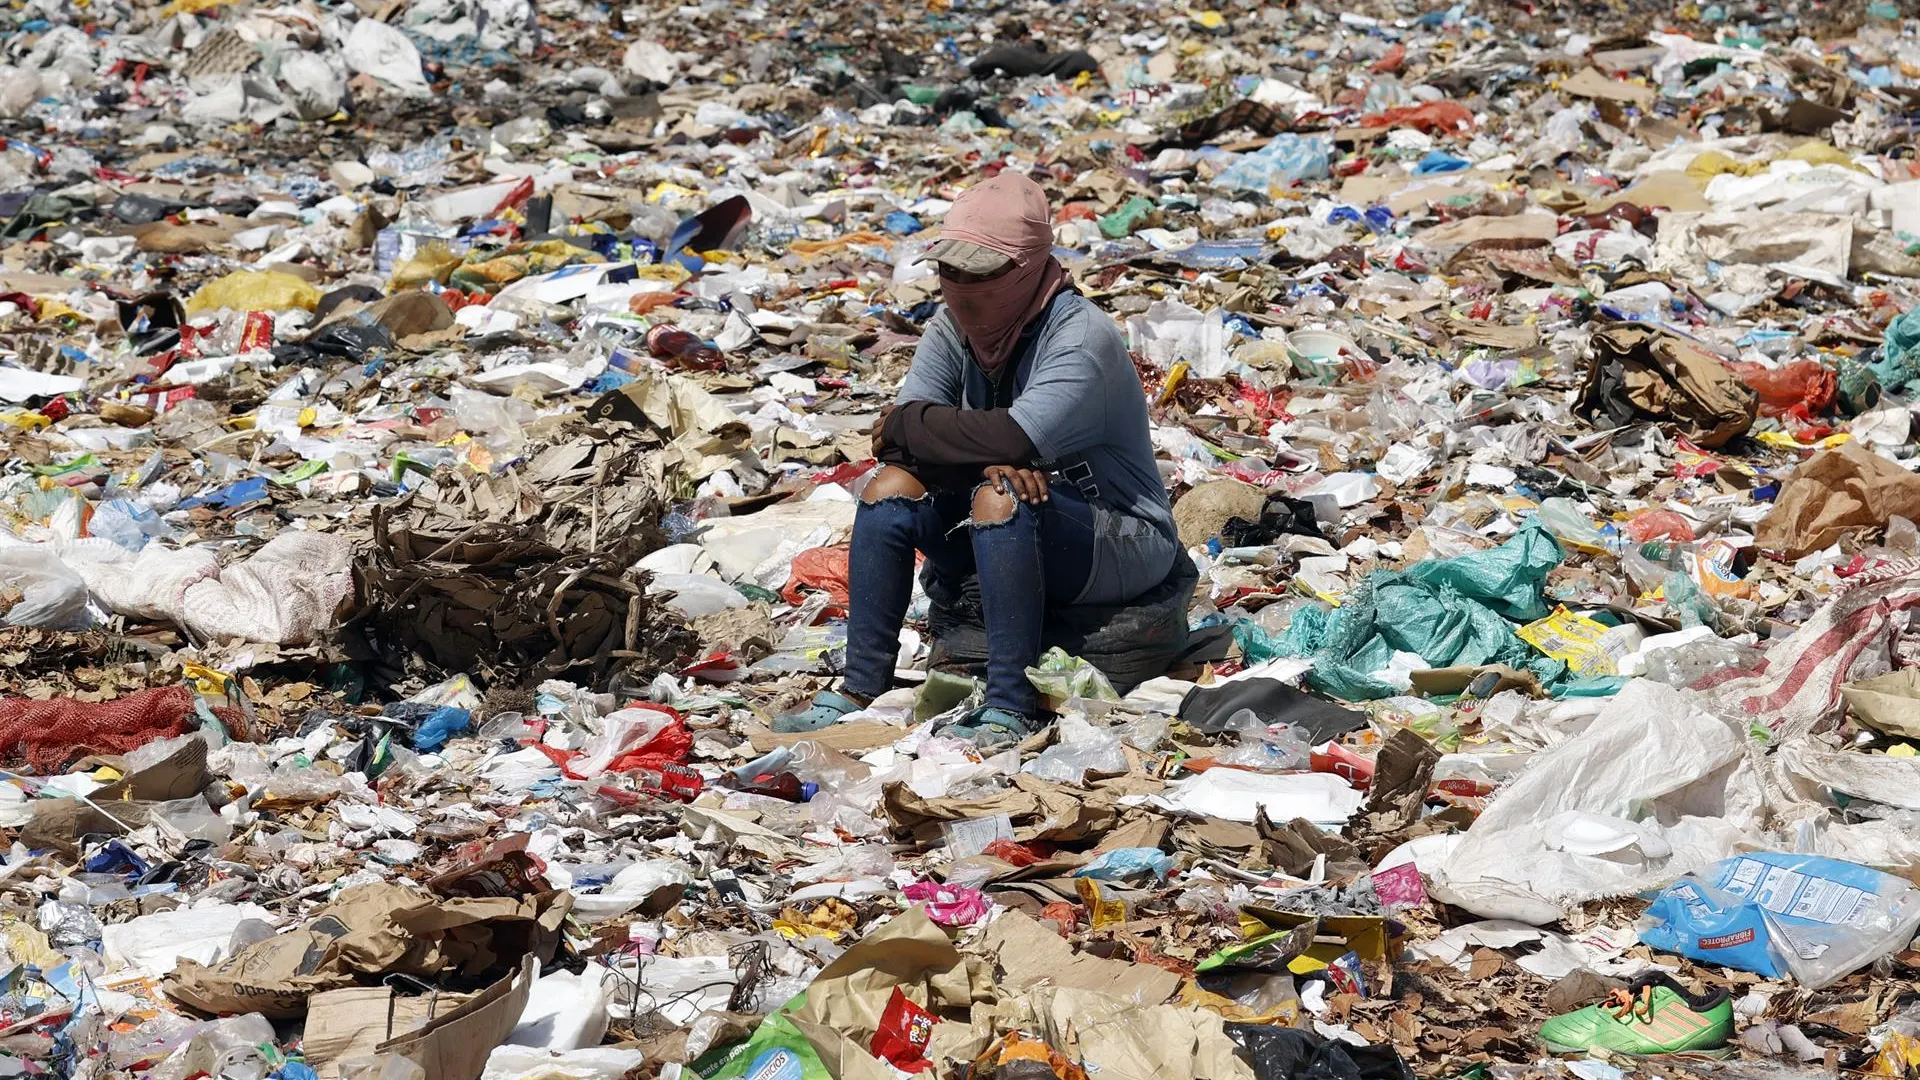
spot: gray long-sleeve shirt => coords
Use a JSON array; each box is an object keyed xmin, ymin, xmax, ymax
[{"xmin": 896, "ymin": 291, "xmax": 1179, "ymax": 604}]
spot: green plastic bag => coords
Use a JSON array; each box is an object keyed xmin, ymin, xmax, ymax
[
  {"xmin": 1025, "ymin": 646, "xmax": 1120, "ymax": 703},
  {"xmin": 1098, "ymin": 196, "xmax": 1154, "ymax": 238},
  {"xmin": 695, "ymin": 1012, "xmax": 832, "ymax": 1080}
]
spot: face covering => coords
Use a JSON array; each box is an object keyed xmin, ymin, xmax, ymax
[{"xmin": 933, "ymin": 172, "xmax": 1070, "ymax": 377}]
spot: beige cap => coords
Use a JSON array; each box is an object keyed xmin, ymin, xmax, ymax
[{"xmin": 919, "ymin": 238, "xmax": 1014, "ymax": 275}]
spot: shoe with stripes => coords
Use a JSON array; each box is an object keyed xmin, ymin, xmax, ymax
[{"xmin": 1538, "ymin": 974, "xmax": 1734, "ymax": 1058}]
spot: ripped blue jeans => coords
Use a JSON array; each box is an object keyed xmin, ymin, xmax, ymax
[{"xmin": 843, "ymin": 479, "xmax": 1094, "ymax": 716}]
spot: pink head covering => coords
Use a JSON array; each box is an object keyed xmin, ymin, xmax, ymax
[{"xmin": 932, "ymin": 172, "xmax": 1070, "ymax": 377}]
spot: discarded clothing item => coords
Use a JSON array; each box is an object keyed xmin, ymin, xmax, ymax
[
  {"xmin": 1577, "ymin": 325, "xmax": 1757, "ymax": 449},
  {"xmin": 1179, "ymin": 676, "xmax": 1367, "ymax": 743},
  {"xmin": 1224, "ymin": 1021, "xmax": 1416, "ymax": 1080}
]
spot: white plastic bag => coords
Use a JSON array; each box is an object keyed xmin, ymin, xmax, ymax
[
  {"xmin": 1431, "ymin": 680, "xmax": 1767, "ymax": 923},
  {"xmin": 101, "ymin": 903, "xmax": 278, "ymax": 977},
  {"xmin": 646, "ymin": 572, "xmax": 748, "ymax": 618},
  {"xmin": 1028, "ymin": 715, "xmax": 1127, "ymax": 786},
  {"xmin": 507, "ymin": 965, "xmax": 612, "ymax": 1050},
  {"xmin": 483, "ymin": 1047, "xmax": 644, "ymax": 1080},
  {"xmin": 566, "ymin": 860, "xmax": 693, "ymax": 922},
  {"xmin": 1160, "ymin": 769, "xmax": 1363, "ymax": 825},
  {"xmin": 277, "ymin": 51, "xmax": 346, "ymax": 120},
  {"xmin": 0, "ymin": 544, "xmax": 91, "ymax": 629},
  {"xmin": 569, "ymin": 707, "xmax": 675, "ymax": 778},
  {"xmin": 342, "ymin": 18, "xmax": 431, "ymax": 96}
]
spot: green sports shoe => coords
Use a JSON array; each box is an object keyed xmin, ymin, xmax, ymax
[{"xmin": 1538, "ymin": 975, "xmax": 1734, "ymax": 1058}]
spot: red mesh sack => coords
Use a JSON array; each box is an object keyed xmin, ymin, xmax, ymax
[{"xmin": 0, "ymin": 685, "xmax": 197, "ymax": 772}]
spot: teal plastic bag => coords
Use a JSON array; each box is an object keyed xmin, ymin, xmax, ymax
[
  {"xmin": 1236, "ymin": 521, "xmax": 1570, "ymax": 701},
  {"xmin": 1867, "ymin": 305, "xmax": 1920, "ymax": 396}
]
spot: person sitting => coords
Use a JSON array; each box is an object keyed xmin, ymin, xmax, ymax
[{"xmin": 773, "ymin": 172, "xmax": 1179, "ymax": 747}]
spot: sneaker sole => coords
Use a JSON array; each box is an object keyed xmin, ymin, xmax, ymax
[{"xmin": 1542, "ymin": 1039, "xmax": 1734, "ymax": 1060}]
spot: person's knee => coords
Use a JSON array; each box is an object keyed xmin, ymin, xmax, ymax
[
  {"xmin": 970, "ymin": 482, "xmax": 1018, "ymax": 525},
  {"xmin": 860, "ymin": 466, "xmax": 928, "ymax": 505}
]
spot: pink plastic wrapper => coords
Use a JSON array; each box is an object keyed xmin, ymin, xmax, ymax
[{"xmin": 903, "ymin": 881, "xmax": 991, "ymax": 926}]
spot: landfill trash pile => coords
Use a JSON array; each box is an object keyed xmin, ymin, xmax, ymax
[{"xmin": 3, "ymin": 0, "xmax": 1920, "ymax": 1077}]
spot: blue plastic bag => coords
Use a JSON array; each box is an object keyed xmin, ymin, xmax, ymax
[
  {"xmin": 1640, "ymin": 852, "xmax": 1920, "ymax": 988},
  {"xmin": 1074, "ymin": 847, "xmax": 1175, "ymax": 882},
  {"xmin": 1214, "ymin": 134, "xmax": 1331, "ymax": 191},
  {"xmin": 412, "ymin": 706, "xmax": 472, "ymax": 753}
]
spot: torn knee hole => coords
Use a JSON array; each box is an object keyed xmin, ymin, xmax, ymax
[
  {"xmin": 968, "ymin": 485, "xmax": 1018, "ymax": 525},
  {"xmin": 860, "ymin": 467, "xmax": 931, "ymax": 505}
]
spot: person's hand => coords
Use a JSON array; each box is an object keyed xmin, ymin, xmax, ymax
[
  {"xmin": 983, "ymin": 464, "xmax": 1049, "ymax": 503},
  {"xmin": 870, "ymin": 405, "xmax": 895, "ymax": 459}
]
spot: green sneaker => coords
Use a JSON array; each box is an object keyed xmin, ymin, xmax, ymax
[{"xmin": 1538, "ymin": 975, "xmax": 1734, "ymax": 1059}]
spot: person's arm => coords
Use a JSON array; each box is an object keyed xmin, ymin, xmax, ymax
[
  {"xmin": 875, "ymin": 316, "xmax": 967, "ymax": 466},
  {"xmin": 882, "ymin": 400, "xmax": 1035, "ymax": 465},
  {"xmin": 894, "ymin": 316, "xmax": 966, "ymax": 408}
]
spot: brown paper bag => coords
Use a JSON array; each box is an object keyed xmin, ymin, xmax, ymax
[{"xmin": 1756, "ymin": 442, "xmax": 1920, "ymax": 557}]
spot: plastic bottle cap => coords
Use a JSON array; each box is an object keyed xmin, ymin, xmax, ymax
[{"xmin": 800, "ymin": 782, "xmax": 818, "ymax": 801}]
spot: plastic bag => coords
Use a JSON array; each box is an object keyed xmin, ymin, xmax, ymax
[
  {"xmin": 1224, "ymin": 1023, "xmax": 1415, "ymax": 1080},
  {"xmin": 482, "ymin": 1047, "xmax": 645, "ymax": 1080},
  {"xmin": 1027, "ymin": 715, "xmax": 1127, "ymax": 785},
  {"xmin": 0, "ymin": 545, "xmax": 91, "ymax": 629},
  {"xmin": 1213, "ymin": 709, "xmax": 1312, "ymax": 771},
  {"xmin": 390, "ymin": 242, "xmax": 463, "ymax": 289},
  {"xmin": 150, "ymin": 795, "xmax": 233, "ymax": 845},
  {"xmin": 1073, "ymin": 847, "xmax": 1175, "ymax": 882},
  {"xmin": 1431, "ymin": 680, "xmax": 1759, "ymax": 924},
  {"xmin": 507, "ymin": 966, "xmax": 611, "ymax": 1050},
  {"xmin": 1625, "ymin": 509, "xmax": 1695, "ymax": 543},
  {"xmin": 648, "ymin": 572, "xmax": 748, "ymax": 618},
  {"xmin": 567, "ymin": 860, "xmax": 693, "ymax": 922},
  {"xmin": 1024, "ymin": 646, "xmax": 1120, "ymax": 705},
  {"xmin": 1262, "ymin": 520, "xmax": 1567, "ymax": 700},
  {"xmin": 1728, "ymin": 359, "xmax": 1837, "ymax": 423},
  {"xmin": 183, "ymin": 270, "xmax": 322, "ymax": 314},
  {"xmin": 1640, "ymin": 852, "xmax": 1920, "ymax": 988},
  {"xmin": 1868, "ymin": 305, "xmax": 1920, "ymax": 396},
  {"xmin": 411, "ymin": 706, "xmax": 470, "ymax": 753},
  {"xmin": 694, "ymin": 1013, "xmax": 832, "ymax": 1080},
  {"xmin": 1214, "ymin": 134, "xmax": 1332, "ymax": 192},
  {"xmin": 780, "ymin": 544, "xmax": 851, "ymax": 610},
  {"xmin": 563, "ymin": 705, "xmax": 688, "ymax": 779},
  {"xmin": 1536, "ymin": 497, "xmax": 1606, "ymax": 550},
  {"xmin": 1358, "ymin": 99, "xmax": 1474, "ymax": 133},
  {"xmin": 901, "ymin": 880, "xmax": 991, "ymax": 926}
]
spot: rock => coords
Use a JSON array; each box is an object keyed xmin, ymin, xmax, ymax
[{"xmin": 1172, "ymin": 478, "xmax": 1269, "ymax": 548}]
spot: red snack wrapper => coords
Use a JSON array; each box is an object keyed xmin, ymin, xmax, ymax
[{"xmin": 870, "ymin": 987, "xmax": 936, "ymax": 1073}]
